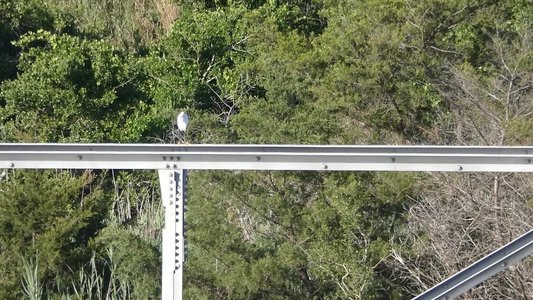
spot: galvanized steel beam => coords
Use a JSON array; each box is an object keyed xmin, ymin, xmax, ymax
[
  {"xmin": 158, "ymin": 170, "xmax": 187, "ymax": 300},
  {"xmin": 413, "ymin": 229, "xmax": 533, "ymax": 300},
  {"xmin": 1, "ymin": 144, "xmax": 532, "ymax": 172}
]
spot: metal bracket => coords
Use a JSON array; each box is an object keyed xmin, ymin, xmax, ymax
[{"xmin": 159, "ymin": 169, "xmax": 187, "ymax": 300}]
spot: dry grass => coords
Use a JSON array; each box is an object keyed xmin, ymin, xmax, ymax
[{"xmin": 46, "ymin": 0, "xmax": 179, "ymax": 50}]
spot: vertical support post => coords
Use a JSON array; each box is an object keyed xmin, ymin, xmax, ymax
[{"xmin": 158, "ymin": 169, "xmax": 187, "ymax": 300}]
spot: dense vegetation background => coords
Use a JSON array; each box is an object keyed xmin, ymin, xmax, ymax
[{"xmin": 0, "ymin": 0, "xmax": 532, "ymax": 298}]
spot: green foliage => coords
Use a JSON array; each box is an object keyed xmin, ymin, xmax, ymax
[
  {"xmin": 21, "ymin": 255, "xmax": 44, "ymax": 300},
  {"xmin": 0, "ymin": 31, "xmax": 160, "ymax": 142},
  {"xmin": 143, "ymin": 8, "xmax": 243, "ymax": 111},
  {"xmin": 0, "ymin": 0, "xmax": 531, "ymax": 298},
  {"xmin": 505, "ymin": 117, "xmax": 533, "ymax": 145},
  {"xmin": 0, "ymin": 170, "xmax": 109, "ymax": 298},
  {"xmin": 0, "ymin": 0, "xmax": 66, "ymax": 82},
  {"xmin": 310, "ymin": 0, "xmax": 445, "ymax": 142},
  {"xmin": 93, "ymin": 227, "xmax": 161, "ymax": 298},
  {"xmin": 185, "ymin": 170, "xmax": 417, "ymax": 299},
  {"xmin": 233, "ymin": 27, "xmax": 340, "ymax": 143},
  {"xmin": 139, "ymin": 6, "xmax": 254, "ymax": 141}
]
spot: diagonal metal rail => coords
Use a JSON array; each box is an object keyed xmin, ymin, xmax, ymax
[
  {"xmin": 1, "ymin": 143, "xmax": 532, "ymax": 171},
  {"xmin": 413, "ymin": 229, "xmax": 533, "ymax": 300}
]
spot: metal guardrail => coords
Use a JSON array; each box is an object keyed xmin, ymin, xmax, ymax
[
  {"xmin": 1, "ymin": 144, "xmax": 532, "ymax": 171},
  {"xmin": 413, "ymin": 229, "xmax": 533, "ymax": 300},
  {"xmin": 2, "ymin": 143, "xmax": 533, "ymax": 300}
]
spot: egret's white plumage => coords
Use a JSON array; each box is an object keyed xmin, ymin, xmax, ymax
[{"xmin": 177, "ymin": 112, "xmax": 189, "ymax": 132}]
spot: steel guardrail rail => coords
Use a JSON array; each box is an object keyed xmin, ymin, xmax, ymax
[
  {"xmin": 413, "ymin": 229, "xmax": 533, "ymax": 300},
  {"xmin": 1, "ymin": 144, "xmax": 532, "ymax": 171}
]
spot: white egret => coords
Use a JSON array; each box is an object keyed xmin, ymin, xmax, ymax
[
  {"xmin": 177, "ymin": 112, "xmax": 189, "ymax": 132},
  {"xmin": 176, "ymin": 111, "xmax": 189, "ymax": 143}
]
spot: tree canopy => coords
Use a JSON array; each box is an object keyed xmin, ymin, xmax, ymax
[{"xmin": 0, "ymin": 0, "xmax": 531, "ymax": 298}]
